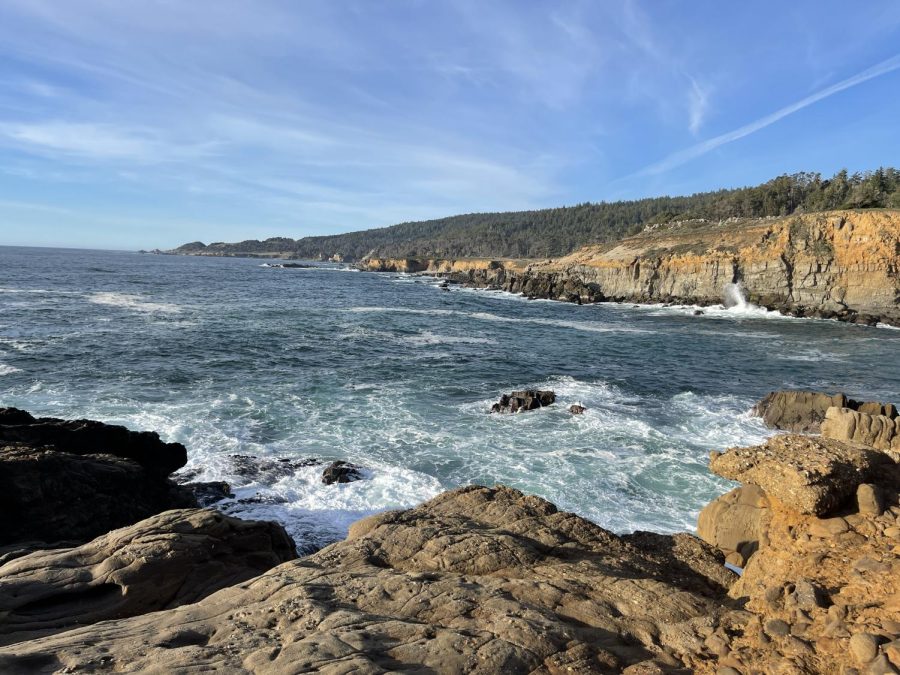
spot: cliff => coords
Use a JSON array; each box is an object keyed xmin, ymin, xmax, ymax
[{"xmin": 365, "ymin": 210, "xmax": 900, "ymax": 326}]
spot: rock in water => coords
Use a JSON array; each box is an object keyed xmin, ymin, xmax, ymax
[
  {"xmin": 321, "ymin": 460, "xmax": 363, "ymax": 485},
  {"xmin": 490, "ymin": 389, "xmax": 556, "ymax": 413},
  {"xmin": 568, "ymin": 404, "xmax": 587, "ymax": 415},
  {"xmin": 0, "ymin": 509, "xmax": 296, "ymax": 646}
]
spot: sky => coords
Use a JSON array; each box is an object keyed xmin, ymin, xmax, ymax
[{"xmin": 0, "ymin": 1, "xmax": 899, "ymax": 250}]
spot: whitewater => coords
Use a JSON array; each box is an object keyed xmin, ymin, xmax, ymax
[{"xmin": 2, "ymin": 246, "xmax": 898, "ymax": 552}]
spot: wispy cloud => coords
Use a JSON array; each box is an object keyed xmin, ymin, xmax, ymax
[{"xmin": 638, "ymin": 52, "xmax": 900, "ymax": 176}]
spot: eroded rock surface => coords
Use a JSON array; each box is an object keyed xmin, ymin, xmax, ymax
[
  {"xmin": 751, "ymin": 390, "xmax": 850, "ymax": 433},
  {"xmin": 0, "ymin": 486, "xmax": 739, "ymax": 674},
  {"xmin": 709, "ymin": 434, "xmax": 887, "ymax": 515},
  {"xmin": 0, "ymin": 509, "xmax": 296, "ymax": 646}
]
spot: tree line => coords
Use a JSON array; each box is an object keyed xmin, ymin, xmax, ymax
[{"xmin": 176, "ymin": 167, "xmax": 900, "ymax": 260}]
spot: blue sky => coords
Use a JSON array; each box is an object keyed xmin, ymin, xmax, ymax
[{"xmin": 1, "ymin": 1, "xmax": 899, "ymax": 249}]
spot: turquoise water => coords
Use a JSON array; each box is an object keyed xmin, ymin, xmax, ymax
[{"xmin": 2, "ymin": 246, "xmax": 898, "ymax": 550}]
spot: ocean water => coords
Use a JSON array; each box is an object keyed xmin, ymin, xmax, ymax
[{"xmin": 2, "ymin": 246, "xmax": 898, "ymax": 551}]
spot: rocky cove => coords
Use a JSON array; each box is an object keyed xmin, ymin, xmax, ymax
[
  {"xmin": 0, "ymin": 391, "xmax": 898, "ymax": 674},
  {"xmin": 361, "ymin": 210, "xmax": 900, "ymax": 326}
]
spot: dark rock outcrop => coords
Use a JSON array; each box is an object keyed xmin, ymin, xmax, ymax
[
  {"xmin": 0, "ymin": 444, "xmax": 195, "ymax": 546},
  {"xmin": 0, "ymin": 408, "xmax": 187, "ymax": 475},
  {"xmin": 569, "ymin": 404, "xmax": 587, "ymax": 415},
  {"xmin": 0, "ymin": 508, "xmax": 296, "ymax": 647},
  {"xmin": 490, "ymin": 389, "xmax": 556, "ymax": 413}
]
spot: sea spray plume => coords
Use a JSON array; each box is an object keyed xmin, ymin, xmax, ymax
[{"xmin": 723, "ymin": 282, "xmax": 749, "ymax": 310}]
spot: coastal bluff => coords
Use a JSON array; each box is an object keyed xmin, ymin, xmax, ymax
[
  {"xmin": 363, "ymin": 210, "xmax": 900, "ymax": 326},
  {"xmin": 1, "ymin": 392, "xmax": 898, "ymax": 673}
]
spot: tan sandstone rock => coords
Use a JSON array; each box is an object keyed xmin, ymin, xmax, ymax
[
  {"xmin": 709, "ymin": 434, "xmax": 886, "ymax": 516},
  {"xmin": 0, "ymin": 486, "xmax": 738, "ymax": 674},
  {"xmin": 0, "ymin": 508, "xmax": 296, "ymax": 647},
  {"xmin": 821, "ymin": 406, "xmax": 898, "ymax": 451}
]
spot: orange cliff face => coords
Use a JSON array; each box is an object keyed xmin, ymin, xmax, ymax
[{"xmin": 362, "ymin": 211, "xmax": 900, "ymax": 325}]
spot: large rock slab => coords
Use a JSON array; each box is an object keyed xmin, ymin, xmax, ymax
[
  {"xmin": 0, "ymin": 509, "xmax": 296, "ymax": 646},
  {"xmin": 0, "ymin": 444, "xmax": 195, "ymax": 546},
  {"xmin": 0, "ymin": 408, "xmax": 187, "ymax": 475},
  {"xmin": 0, "ymin": 486, "xmax": 737, "ymax": 674},
  {"xmin": 709, "ymin": 435, "xmax": 886, "ymax": 515}
]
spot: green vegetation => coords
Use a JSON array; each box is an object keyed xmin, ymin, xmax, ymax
[{"xmin": 176, "ymin": 168, "xmax": 900, "ymax": 260}]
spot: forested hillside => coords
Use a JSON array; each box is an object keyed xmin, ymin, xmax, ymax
[{"xmin": 173, "ymin": 168, "xmax": 900, "ymax": 260}]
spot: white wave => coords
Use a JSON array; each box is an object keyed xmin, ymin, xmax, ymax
[
  {"xmin": 877, "ymin": 322, "xmax": 900, "ymax": 330},
  {"xmin": 87, "ymin": 292, "xmax": 182, "ymax": 314},
  {"xmin": 0, "ymin": 363, "xmax": 22, "ymax": 376},
  {"xmin": 404, "ymin": 330, "xmax": 496, "ymax": 346}
]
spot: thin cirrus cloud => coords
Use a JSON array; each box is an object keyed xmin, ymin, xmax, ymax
[
  {"xmin": 0, "ymin": 1, "xmax": 899, "ymax": 248},
  {"xmin": 637, "ymin": 52, "xmax": 900, "ymax": 177}
]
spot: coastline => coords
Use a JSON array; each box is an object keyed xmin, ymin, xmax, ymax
[
  {"xmin": 1, "ymin": 391, "xmax": 898, "ymax": 673},
  {"xmin": 358, "ymin": 210, "xmax": 900, "ymax": 328}
]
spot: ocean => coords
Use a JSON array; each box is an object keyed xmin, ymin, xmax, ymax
[{"xmin": 2, "ymin": 246, "xmax": 898, "ymax": 551}]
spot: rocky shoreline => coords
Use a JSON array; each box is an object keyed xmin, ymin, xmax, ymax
[
  {"xmin": 1, "ymin": 393, "xmax": 898, "ymax": 673},
  {"xmin": 361, "ymin": 210, "xmax": 900, "ymax": 327}
]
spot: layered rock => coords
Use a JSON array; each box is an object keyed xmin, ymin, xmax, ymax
[
  {"xmin": 0, "ymin": 509, "xmax": 296, "ymax": 647},
  {"xmin": 0, "ymin": 485, "xmax": 741, "ymax": 674},
  {"xmin": 822, "ymin": 406, "xmax": 900, "ymax": 453},
  {"xmin": 365, "ymin": 210, "xmax": 900, "ymax": 325}
]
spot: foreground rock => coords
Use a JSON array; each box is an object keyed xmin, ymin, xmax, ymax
[
  {"xmin": 0, "ymin": 407, "xmax": 187, "ymax": 475},
  {"xmin": 0, "ymin": 486, "xmax": 739, "ymax": 674},
  {"xmin": 490, "ymin": 389, "xmax": 556, "ymax": 413},
  {"xmin": 752, "ymin": 390, "xmax": 898, "ymax": 433},
  {"xmin": 0, "ymin": 444, "xmax": 195, "ymax": 546},
  {"xmin": 0, "ymin": 509, "xmax": 296, "ymax": 647}
]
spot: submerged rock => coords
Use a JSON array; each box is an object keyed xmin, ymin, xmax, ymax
[
  {"xmin": 0, "ymin": 508, "xmax": 296, "ymax": 646},
  {"xmin": 568, "ymin": 404, "xmax": 587, "ymax": 415},
  {"xmin": 490, "ymin": 389, "xmax": 556, "ymax": 413}
]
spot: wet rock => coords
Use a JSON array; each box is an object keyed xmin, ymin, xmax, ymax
[
  {"xmin": 693, "ymin": 309, "xmax": 705, "ymax": 316},
  {"xmin": 0, "ymin": 407, "xmax": 187, "ymax": 475},
  {"xmin": 491, "ymin": 390, "xmax": 556, "ymax": 413},
  {"xmin": 0, "ymin": 509, "xmax": 296, "ymax": 646},
  {"xmin": 183, "ymin": 481, "xmax": 234, "ymax": 506},
  {"xmin": 321, "ymin": 460, "xmax": 363, "ymax": 485},
  {"xmin": 568, "ymin": 404, "xmax": 587, "ymax": 415},
  {"xmin": 227, "ymin": 454, "xmax": 320, "ymax": 483}
]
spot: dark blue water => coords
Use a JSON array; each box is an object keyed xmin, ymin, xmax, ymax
[{"xmin": 2, "ymin": 246, "xmax": 898, "ymax": 549}]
